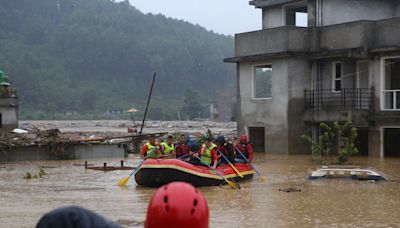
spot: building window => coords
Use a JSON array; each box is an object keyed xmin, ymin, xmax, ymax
[
  {"xmin": 285, "ymin": 3, "xmax": 308, "ymax": 27},
  {"xmin": 382, "ymin": 57, "xmax": 400, "ymax": 110},
  {"xmin": 332, "ymin": 62, "xmax": 342, "ymax": 92},
  {"xmin": 253, "ymin": 65, "xmax": 272, "ymax": 99}
]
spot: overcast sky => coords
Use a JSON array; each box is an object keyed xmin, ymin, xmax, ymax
[{"xmin": 126, "ymin": 0, "xmax": 262, "ymax": 35}]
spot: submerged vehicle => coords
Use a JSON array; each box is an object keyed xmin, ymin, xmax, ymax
[
  {"xmin": 306, "ymin": 166, "xmax": 387, "ymax": 181},
  {"xmin": 134, "ymin": 159, "xmax": 254, "ymax": 187}
]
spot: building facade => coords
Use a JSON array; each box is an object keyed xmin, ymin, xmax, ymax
[
  {"xmin": 209, "ymin": 90, "xmax": 236, "ymax": 122},
  {"xmin": 0, "ymin": 70, "xmax": 18, "ymax": 132},
  {"xmin": 225, "ymin": 0, "xmax": 400, "ymax": 156}
]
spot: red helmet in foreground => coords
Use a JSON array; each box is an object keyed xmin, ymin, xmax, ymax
[{"xmin": 145, "ymin": 182, "xmax": 209, "ymax": 228}]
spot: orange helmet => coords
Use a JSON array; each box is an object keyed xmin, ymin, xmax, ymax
[{"xmin": 145, "ymin": 182, "xmax": 209, "ymax": 228}]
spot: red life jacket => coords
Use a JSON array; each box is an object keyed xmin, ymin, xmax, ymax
[{"xmin": 237, "ymin": 143, "xmax": 249, "ymax": 157}]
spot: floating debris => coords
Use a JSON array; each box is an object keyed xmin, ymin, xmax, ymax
[
  {"xmin": 279, "ymin": 188, "xmax": 302, "ymax": 193},
  {"xmin": 53, "ymin": 187, "xmax": 105, "ymax": 192},
  {"xmin": 23, "ymin": 167, "xmax": 46, "ymax": 179},
  {"xmin": 115, "ymin": 219, "xmax": 144, "ymax": 226},
  {"xmin": 84, "ymin": 160, "xmax": 133, "ymax": 171},
  {"xmin": 24, "ymin": 172, "xmax": 32, "ymax": 179}
]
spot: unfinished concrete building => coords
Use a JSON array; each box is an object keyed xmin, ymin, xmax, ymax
[
  {"xmin": 225, "ymin": 0, "xmax": 400, "ymax": 157},
  {"xmin": 0, "ymin": 71, "xmax": 18, "ymax": 132}
]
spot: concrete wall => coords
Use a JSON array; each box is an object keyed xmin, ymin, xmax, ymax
[
  {"xmin": 321, "ymin": 0, "xmax": 398, "ymax": 26},
  {"xmin": 238, "ymin": 59, "xmax": 289, "ymax": 153},
  {"xmin": 316, "ymin": 21, "xmax": 371, "ymax": 51},
  {"xmin": 234, "ymin": 18, "xmax": 400, "ymax": 60},
  {"xmin": 374, "ymin": 18, "xmax": 400, "ymax": 48},
  {"xmin": 237, "ymin": 58, "xmax": 310, "ymax": 154},
  {"xmin": 0, "ymin": 144, "xmax": 124, "ymax": 162},
  {"xmin": 235, "ymin": 27, "xmax": 309, "ymax": 57},
  {"xmin": 262, "ymin": 6, "xmax": 284, "ymax": 29},
  {"xmin": 0, "ymin": 106, "xmax": 18, "ymax": 131},
  {"xmin": 287, "ymin": 58, "xmax": 311, "ymax": 154}
]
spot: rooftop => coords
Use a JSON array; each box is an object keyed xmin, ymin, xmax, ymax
[{"xmin": 249, "ymin": 0, "xmax": 304, "ymax": 8}]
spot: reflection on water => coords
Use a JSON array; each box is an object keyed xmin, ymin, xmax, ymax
[{"xmin": 0, "ymin": 154, "xmax": 399, "ymax": 228}]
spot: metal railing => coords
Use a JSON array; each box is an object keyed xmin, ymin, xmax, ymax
[{"xmin": 305, "ymin": 88, "xmax": 373, "ymax": 111}]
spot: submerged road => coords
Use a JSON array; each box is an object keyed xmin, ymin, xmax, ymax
[{"xmin": 0, "ymin": 154, "xmax": 399, "ymax": 228}]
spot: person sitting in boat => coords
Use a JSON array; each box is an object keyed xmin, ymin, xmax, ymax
[
  {"xmin": 187, "ymin": 136, "xmax": 202, "ymax": 151},
  {"xmin": 234, "ymin": 134, "xmax": 253, "ymax": 163},
  {"xmin": 141, "ymin": 134, "xmax": 161, "ymax": 159},
  {"xmin": 160, "ymin": 135, "xmax": 175, "ymax": 158},
  {"xmin": 175, "ymin": 134, "xmax": 191, "ymax": 160},
  {"xmin": 192, "ymin": 137, "xmax": 219, "ymax": 169},
  {"xmin": 215, "ymin": 135, "xmax": 235, "ymax": 164}
]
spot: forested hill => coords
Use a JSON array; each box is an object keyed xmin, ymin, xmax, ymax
[{"xmin": 0, "ymin": 0, "xmax": 235, "ymax": 120}]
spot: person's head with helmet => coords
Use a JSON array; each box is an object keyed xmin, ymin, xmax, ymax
[
  {"xmin": 215, "ymin": 135, "xmax": 226, "ymax": 146},
  {"xmin": 145, "ymin": 182, "xmax": 209, "ymax": 228},
  {"xmin": 239, "ymin": 135, "xmax": 248, "ymax": 144}
]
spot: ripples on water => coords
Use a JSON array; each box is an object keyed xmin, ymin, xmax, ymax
[{"xmin": 0, "ymin": 154, "xmax": 399, "ymax": 228}]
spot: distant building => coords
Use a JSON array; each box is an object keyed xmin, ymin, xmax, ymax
[
  {"xmin": 209, "ymin": 90, "xmax": 236, "ymax": 122},
  {"xmin": 225, "ymin": 0, "xmax": 400, "ymax": 157},
  {"xmin": 0, "ymin": 70, "xmax": 18, "ymax": 132}
]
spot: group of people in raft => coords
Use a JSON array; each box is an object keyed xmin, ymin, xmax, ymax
[{"xmin": 141, "ymin": 133, "xmax": 253, "ymax": 169}]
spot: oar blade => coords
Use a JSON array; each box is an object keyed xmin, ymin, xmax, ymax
[
  {"xmin": 117, "ymin": 177, "xmax": 129, "ymax": 186},
  {"xmin": 226, "ymin": 179, "xmax": 240, "ymax": 189},
  {"xmin": 259, "ymin": 176, "xmax": 266, "ymax": 182}
]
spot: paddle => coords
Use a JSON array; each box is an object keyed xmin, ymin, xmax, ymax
[
  {"xmin": 236, "ymin": 148, "xmax": 266, "ymax": 181},
  {"xmin": 117, "ymin": 147, "xmax": 157, "ymax": 186},
  {"xmin": 117, "ymin": 159, "xmax": 145, "ymax": 186},
  {"xmin": 218, "ymin": 150, "xmax": 244, "ymax": 178},
  {"xmin": 196, "ymin": 156, "xmax": 240, "ymax": 189},
  {"xmin": 177, "ymin": 153, "xmax": 190, "ymax": 160}
]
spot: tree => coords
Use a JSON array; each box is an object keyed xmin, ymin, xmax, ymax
[
  {"xmin": 0, "ymin": 0, "xmax": 234, "ymax": 120},
  {"xmin": 181, "ymin": 89, "xmax": 202, "ymax": 120}
]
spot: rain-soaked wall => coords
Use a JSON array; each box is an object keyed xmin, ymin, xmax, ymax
[
  {"xmin": 0, "ymin": 98, "xmax": 18, "ymax": 132},
  {"xmin": 237, "ymin": 58, "xmax": 310, "ymax": 154},
  {"xmin": 320, "ymin": 0, "xmax": 399, "ymax": 26}
]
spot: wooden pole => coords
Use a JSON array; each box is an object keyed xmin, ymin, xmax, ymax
[{"xmin": 139, "ymin": 72, "xmax": 156, "ymax": 135}]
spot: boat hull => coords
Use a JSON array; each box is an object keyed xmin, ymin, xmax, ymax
[{"xmin": 134, "ymin": 159, "xmax": 254, "ymax": 187}]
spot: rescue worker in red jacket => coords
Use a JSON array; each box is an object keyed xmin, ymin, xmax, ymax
[
  {"xmin": 234, "ymin": 134, "xmax": 253, "ymax": 163},
  {"xmin": 174, "ymin": 134, "xmax": 191, "ymax": 159},
  {"xmin": 193, "ymin": 137, "xmax": 219, "ymax": 169},
  {"xmin": 141, "ymin": 135, "xmax": 161, "ymax": 159},
  {"xmin": 215, "ymin": 135, "xmax": 235, "ymax": 164}
]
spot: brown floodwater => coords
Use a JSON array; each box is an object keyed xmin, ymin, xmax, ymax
[{"xmin": 0, "ymin": 154, "xmax": 399, "ymax": 228}]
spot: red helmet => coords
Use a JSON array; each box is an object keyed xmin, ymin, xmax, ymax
[
  {"xmin": 239, "ymin": 134, "xmax": 248, "ymax": 143},
  {"xmin": 145, "ymin": 182, "xmax": 209, "ymax": 228}
]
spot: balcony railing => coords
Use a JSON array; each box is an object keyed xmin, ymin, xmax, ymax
[
  {"xmin": 382, "ymin": 89, "xmax": 400, "ymax": 110},
  {"xmin": 305, "ymin": 88, "xmax": 373, "ymax": 111}
]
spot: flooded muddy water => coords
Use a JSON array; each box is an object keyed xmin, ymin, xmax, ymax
[{"xmin": 1, "ymin": 154, "xmax": 399, "ymax": 228}]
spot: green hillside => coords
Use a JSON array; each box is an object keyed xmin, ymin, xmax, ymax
[{"xmin": 0, "ymin": 0, "xmax": 235, "ymax": 120}]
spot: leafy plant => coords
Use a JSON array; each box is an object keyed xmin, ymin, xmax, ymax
[{"xmin": 302, "ymin": 121, "xmax": 359, "ymax": 165}]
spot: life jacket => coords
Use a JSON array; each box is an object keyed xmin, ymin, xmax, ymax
[
  {"xmin": 160, "ymin": 142, "xmax": 174, "ymax": 155},
  {"xmin": 146, "ymin": 142, "xmax": 160, "ymax": 158},
  {"xmin": 200, "ymin": 143, "xmax": 216, "ymax": 165}
]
